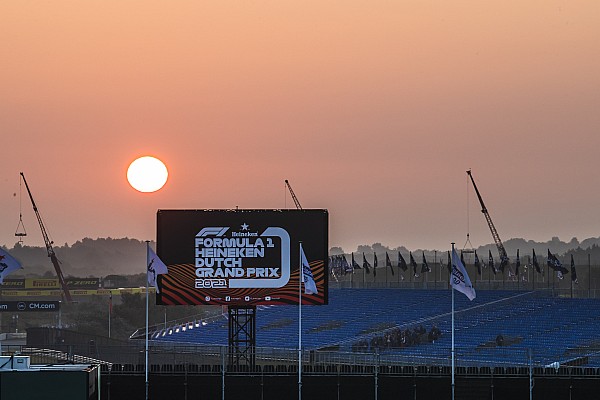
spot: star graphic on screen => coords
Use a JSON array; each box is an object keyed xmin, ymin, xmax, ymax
[{"xmin": 241, "ymin": 223, "xmax": 249, "ymax": 231}]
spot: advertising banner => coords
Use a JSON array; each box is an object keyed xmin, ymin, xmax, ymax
[
  {"xmin": 25, "ymin": 279, "xmax": 60, "ymax": 289},
  {"xmin": 0, "ymin": 279, "xmax": 25, "ymax": 288},
  {"xmin": 156, "ymin": 209, "xmax": 328, "ymax": 306},
  {"xmin": 0, "ymin": 287, "xmax": 153, "ymax": 297},
  {"xmin": 66, "ymin": 278, "xmax": 100, "ymax": 289},
  {"xmin": 0, "ymin": 301, "xmax": 60, "ymax": 312},
  {"xmin": 1, "ymin": 278, "xmax": 101, "ymax": 290}
]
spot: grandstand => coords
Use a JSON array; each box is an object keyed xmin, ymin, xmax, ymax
[
  {"xmin": 146, "ymin": 288, "xmax": 600, "ymax": 368},
  {"xmin": 18, "ymin": 287, "xmax": 600, "ymax": 399}
]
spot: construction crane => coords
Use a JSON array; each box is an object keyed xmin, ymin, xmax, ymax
[
  {"xmin": 20, "ymin": 172, "xmax": 73, "ymax": 302},
  {"xmin": 284, "ymin": 180, "xmax": 302, "ymax": 209},
  {"xmin": 466, "ymin": 170, "xmax": 511, "ymax": 273}
]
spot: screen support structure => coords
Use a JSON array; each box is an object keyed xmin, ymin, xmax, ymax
[{"xmin": 228, "ymin": 306, "xmax": 256, "ymax": 368}]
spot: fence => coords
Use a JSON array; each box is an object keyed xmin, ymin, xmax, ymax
[{"xmin": 3, "ymin": 342, "xmax": 599, "ymax": 370}]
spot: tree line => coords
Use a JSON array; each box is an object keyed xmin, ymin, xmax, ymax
[{"xmin": 3, "ymin": 236, "xmax": 600, "ymax": 279}]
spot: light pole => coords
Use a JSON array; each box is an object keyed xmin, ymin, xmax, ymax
[{"xmin": 126, "ymin": 155, "xmax": 168, "ymax": 400}]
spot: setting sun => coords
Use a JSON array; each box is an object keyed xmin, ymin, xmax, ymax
[{"xmin": 127, "ymin": 156, "xmax": 168, "ymax": 193}]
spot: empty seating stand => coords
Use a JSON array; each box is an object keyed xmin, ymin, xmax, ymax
[{"xmin": 146, "ymin": 288, "xmax": 600, "ymax": 369}]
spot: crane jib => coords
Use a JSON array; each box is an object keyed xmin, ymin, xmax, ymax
[
  {"xmin": 466, "ymin": 170, "xmax": 511, "ymax": 271},
  {"xmin": 19, "ymin": 172, "xmax": 73, "ymax": 302}
]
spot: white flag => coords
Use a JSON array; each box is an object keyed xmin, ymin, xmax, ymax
[
  {"xmin": 451, "ymin": 248, "xmax": 476, "ymax": 301},
  {"xmin": 0, "ymin": 248, "xmax": 22, "ymax": 284},
  {"xmin": 300, "ymin": 244, "xmax": 318, "ymax": 295},
  {"xmin": 147, "ymin": 246, "xmax": 168, "ymax": 293}
]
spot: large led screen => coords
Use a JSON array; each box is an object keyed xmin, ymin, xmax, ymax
[{"xmin": 156, "ymin": 209, "xmax": 328, "ymax": 306}]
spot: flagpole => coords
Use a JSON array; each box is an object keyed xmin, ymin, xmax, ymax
[
  {"xmin": 552, "ymin": 265, "xmax": 555, "ymax": 294},
  {"xmin": 571, "ymin": 274, "xmax": 573, "ymax": 299},
  {"xmin": 434, "ymin": 251, "xmax": 437, "ymax": 289},
  {"xmin": 385, "ymin": 253, "xmax": 388, "ymax": 287},
  {"xmin": 398, "ymin": 256, "xmax": 401, "ymax": 286},
  {"xmin": 145, "ymin": 240, "xmax": 150, "ymax": 400},
  {"xmin": 570, "ymin": 254, "xmax": 573, "ymax": 298},
  {"xmin": 488, "ymin": 257, "xmax": 491, "ymax": 290},
  {"xmin": 451, "ymin": 242, "xmax": 455, "ymax": 400},
  {"xmin": 298, "ymin": 242, "xmax": 302, "ymax": 400},
  {"xmin": 108, "ymin": 291, "xmax": 112, "ymax": 338},
  {"xmin": 351, "ymin": 254, "xmax": 354, "ymax": 288},
  {"xmin": 532, "ymin": 256, "xmax": 535, "ymax": 291},
  {"xmin": 588, "ymin": 254, "xmax": 591, "ymax": 299}
]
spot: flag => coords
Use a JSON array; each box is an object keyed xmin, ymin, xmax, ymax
[
  {"xmin": 489, "ymin": 250, "xmax": 497, "ymax": 275},
  {"xmin": 385, "ymin": 252, "xmax": 395, "ymax": 275},
  {"xmin": 373, "ymin": 252, "xmax": 378, "ymax": 277},
  {"xmin": 410, "ymin": 252, "xmax": 419, "ymax": 277},
  {"xmin": 362, "ymin": 253, "xmax": 371, "ymax": 274},
  {"xmin": 474, "ymin": 251, "xmax": 482, "ymax": 276},
  {"xmin": 147, "ymin": 246, "xmax": 168, "ymax": 293},
  {"xmin": 340, "ymin": 254, "xmax": 352, "ymax": 274},
  {"xmin": 300, "ymin": 244, "xmax": 318, "ymax": 294},
  {"xmin": 500, "ymin": 255, "xmax": 509, "ymax": 273},
  {"xmin": 451, "ymin": 248, "xmax": 476, "ymax": 301},
  {"xmin": 0, "ymin": 248, "xmax": 22, "ymax": 284},
  {"xmin": 109, "ymin": 291, "xmax": 113, "ymax": 314},
  {"xmin": 398, "ymin": 251, "xmax": 407, "ymax": 281},
  {"xmin": 533, "ymin": 249, "xmax": 541, "ymax": 274},
  {"xmin": 398, "ymin": 252, "xmax": 408, "ymax": 272},
  {"xmin": 351, "ymin": 253, "xmax": 361, "ymax": 271},
  {"xmin": 337, "ymin": 255, "xmax": 345, "ymax": 275},
  {"xmin": 332, "ymin": 255, "xmax": 342, "ymax": 276},
  {"xmin": 421, "ymin": 251, "xmax": 431, "ymax": 273},
  {"xmin": 571, "ymin": 254, "xmax": 578, "ymax": 284},
  {"xmin": 515, "ymin": 249, "xmax": 521, "ymax": 276},
  {"xmin": 333, "ymin": 255, "xmax": 341, "ymax": 276},
  {"xmin": 547, "ymin": 249, "xmax": 568, "ymax": 279},
  {"xmin": 505, "ymin": 257, "xmax": 515, "ymax": 278},
  {"xmin": 446, "ymin": 251, "xmax": 452, "ymax": 274}
]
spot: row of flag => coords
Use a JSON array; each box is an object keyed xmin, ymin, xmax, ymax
[
  {"xmin": 328, "ymin": 249, "xmax": 579, "ymax": 283},
  {"xmin": 443, "ymin": 248, "xmax": 576, "ymax": 302},
  {"xmin": 0, "ymin": 245, "xmax": 578, "ymax": 295}
]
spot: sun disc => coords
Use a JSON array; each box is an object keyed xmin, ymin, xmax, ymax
[{"xmin": 127, "ymin": 156, "xmax": 168, "ymax": 193}]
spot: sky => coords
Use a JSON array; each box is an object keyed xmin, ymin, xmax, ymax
[{"xmin": 1, "ymin": 1, "xmax": 599, "ymax": 253}]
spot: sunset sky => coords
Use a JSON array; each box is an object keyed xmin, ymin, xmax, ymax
[{"xmin": 1, "ymin": 1, "xmax": 599, "ymax": 253}]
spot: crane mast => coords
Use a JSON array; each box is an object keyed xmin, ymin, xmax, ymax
[
  {"xmin": 20, "ymin": 173, "xmax": 73, "ymax": 302},
  {"xmin": 466, "ymin": 170, "xmax": 510, "ymax": 271},
  {"xmin": 284, "ymin": 180, "xmax": 302, "ymax": 210}
]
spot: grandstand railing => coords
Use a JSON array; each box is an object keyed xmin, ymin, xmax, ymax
[
  {"xmin": 4, "ymin": 342, "xmax": 600, "ymax": 372},
  {"xmin": 330, "ymin": 280, "xmax": 600, "ymax": 298}
]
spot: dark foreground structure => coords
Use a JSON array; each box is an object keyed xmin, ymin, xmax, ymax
[
  {"xmin": 16, "ymin": 287, "xmax": 600, "ymax": 399},
  {"xmin": 10, "ymin": 340, "xmax": 600, "ymax": 400},
  {"xmin": 100, "ymin": 364, "xmax": 599, "ymax": 400},
  {"xmin": 0, "ymin": 359, "xmax": 99, "ymax": 400}
]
